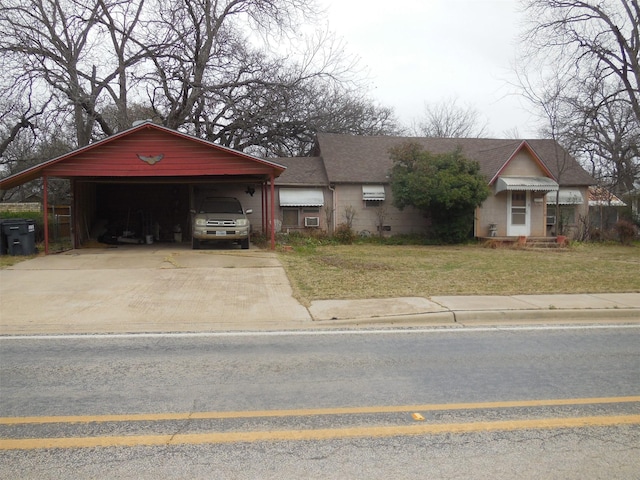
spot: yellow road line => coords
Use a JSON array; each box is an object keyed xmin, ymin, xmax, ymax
[
  {"xmin": 1, "ymin": 396, "xmax": 639, "ymax": 425},
  {"xmin": 2, "ymin": 414, "xmax": 639, "ymax": 450}
]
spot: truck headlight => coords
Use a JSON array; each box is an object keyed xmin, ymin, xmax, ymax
[
  {"xmin": 195, "ymin": 218, "xmax": 207, "ymax": 226},
  {"xmin": 236, "ymin": 219, "xmax": 248, "ymax": 227}
]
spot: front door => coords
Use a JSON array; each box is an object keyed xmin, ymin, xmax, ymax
[{"xmin": 507, "ymin": 191, "xmax": 530, "ymax": 236}]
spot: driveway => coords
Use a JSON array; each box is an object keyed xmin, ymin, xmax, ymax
[{"xmin": 0, "ymin": 245, "xmax": 312, "ymax": 335}]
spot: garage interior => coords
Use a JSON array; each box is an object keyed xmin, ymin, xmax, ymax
[
  {"xmin": 88, "ymin": 182, "xmax": 190, "ymax": 244},
  {"xmin": 75, "ymin": 180, "xmax": 266, "ymax": 247}
]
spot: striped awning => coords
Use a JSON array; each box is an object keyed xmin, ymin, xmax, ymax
[
  {"xmin": 495, "ymin": 176, "xmax": 559, "ymax": 193},
  {"xmin": 279, "ymin": 188, "xmax": 324, "ymax": 207},
  {"xmin": 362, "ymin": 185, "xmax": 385, "ymax": 201},
  {"xmin": 546, "ymin": 189, "xmax": 584, "ymax": 205}
]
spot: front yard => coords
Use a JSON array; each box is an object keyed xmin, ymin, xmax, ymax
[
  {"xmin": 277, "ymin": 243, "xmax": 640, "ymax": 306},
  {"xmin": 3, "ymin": 241, "xmax": 638, "ymax": 306}
]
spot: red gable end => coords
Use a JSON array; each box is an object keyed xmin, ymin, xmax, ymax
[{"xmin": 0, "ymin": 122, "xmax": 284, "ymax": 189}]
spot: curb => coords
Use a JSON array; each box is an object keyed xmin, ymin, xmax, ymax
[
  {"xmin": 452, "ymin": 308, "xmax": 640, "ymax": 323},
  {"xmin": 311, "ymin": 308, "xmax": 640, "ymax": 328},
  {"xmin": 311, "ymin": 311, "xmax": 456, "ymax": 328}
]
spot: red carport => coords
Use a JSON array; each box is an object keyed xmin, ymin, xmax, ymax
[{"xmin": 0, "ymin": 122, "xmax": 285, "ymax": 252}]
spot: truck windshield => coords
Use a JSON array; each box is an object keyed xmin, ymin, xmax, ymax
[{"xmin": 198, "ymin": 198, "xmax": 243, "ymax": 214}]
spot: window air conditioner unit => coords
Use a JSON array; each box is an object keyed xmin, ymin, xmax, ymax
[
  {"xmin": 304, "ymin": 217, "xmax": 320, "ymax": 227},
  {"xmin": 546, "ymin": 215, "xmax": 556, "ymax": 225}
]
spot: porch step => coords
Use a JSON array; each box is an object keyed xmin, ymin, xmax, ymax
[
  {"xmin": 481, "ymin": 236, "xmax": 567, "ymax": 248},
  {"xmin": 525, "ymin": 237, "xmax": 567, "ymax": 249}
]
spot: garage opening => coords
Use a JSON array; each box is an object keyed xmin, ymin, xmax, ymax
[{"xmin": 91, "ymin": 183, "xmax": 190, "ymax": 245}]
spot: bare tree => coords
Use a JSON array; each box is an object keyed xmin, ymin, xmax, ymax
[
  {"xmin": 572, "ymin": 79, "xmax": 640, "ymax": 193},
  {"xmin": 208, "ymin": 80, "xmax": 400, "ymax": 157},
  {"xmin": 413, "ymin": 97, "xmax": 488, "ymax": 138},
  {"xmin": 144, "ymin": 8, "xmax": 392, "ymax": 156},
  {"xmin": 1, "ymin": 0, "xmax": 393, "ymax": 164},
  {"xmin": 514, "ymin": 68, "xmax": 577, "ymax": 234},
  {"xmin": 0, "ymin": 0, "xmax": 152, "ymax": 145},
  {"xmin": 1, "ymin": 0, "xmax": 101, "ymax": 146},
  {"xmin": 523, "ymin": 0, "xmax": 640, "ymax": 125},
  {"xmin": 374, "ymin": 205, "xmax": 388, "ymax": 238},
  {"xmin": 95, "ymin": 0, "xmax": 149, "ymax": 133},
  {"xmin": 343, "ymin": 205, "xmax": 356, "ymax": 228},
  {"xmin": 0, "ymin": 93, "xmax": 51, "ymax": 160},
  {"xmin": 517, "ymin": 0, "xmax": 640, "ymax": 198}
]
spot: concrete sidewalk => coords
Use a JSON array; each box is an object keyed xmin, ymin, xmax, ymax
[
  {"xmin": 1, "ymin": 246, "xmax": 638, "ymax": 335},
  {"xmin": 309, "ymin": 293, "xmax": 640, "ymax": 327}
]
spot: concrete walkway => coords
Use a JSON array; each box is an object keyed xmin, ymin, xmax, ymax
[
  {"xmin": 309, "ymin": 293, "xmax": 640, "ymax": 327},
  {"xmin": 1, "ymin": 246, "xmax": 638, "ymax": 335}
]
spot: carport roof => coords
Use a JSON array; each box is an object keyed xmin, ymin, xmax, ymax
[{"xmin": 0, "ymin": 122, "xmax": 286, "ymax": 190}]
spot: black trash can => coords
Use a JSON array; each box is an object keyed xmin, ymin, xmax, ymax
[{"xmin": 1, "ymin": 219, "xmax": 37, "ymax": 255}]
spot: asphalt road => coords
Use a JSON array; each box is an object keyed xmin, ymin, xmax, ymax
[{"xmin": 1, "ymin": 325, "xmax": 639, "ymax": 479}]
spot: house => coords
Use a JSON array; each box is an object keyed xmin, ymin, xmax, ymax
[
  {"xmin": 588, "ymin": 186, "xmax": 626, "ymax": 231},
  {"xmin": 0, "ymin": 125, "xmax": 596, "ymax": 252},
  {"xmin": 623, "ymin": 181, "xmax": 640, "ymax": 224},
  {"xmin": 270, "ymin": 134, "xmax": 595, "ymax": 240},
  {"xmin": 271, "ymin": 157, "xmax": 330, "ymax": 232}
]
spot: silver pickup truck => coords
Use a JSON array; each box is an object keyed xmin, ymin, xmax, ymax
[{"xmin": 191, "ymin": 197, "xmax": 252, "ymax": 249}]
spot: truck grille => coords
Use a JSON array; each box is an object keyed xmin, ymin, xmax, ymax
[{"xmin": 206, "ymin": 220, "xmax": 236, "ymax": 227}]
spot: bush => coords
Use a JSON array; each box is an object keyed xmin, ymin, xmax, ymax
[
  {"xmin": 254, "ymin": 229, "xmax": 337, "ymax": 249},
  {"xmin": 334, "ymin": 223, "xmax": 356, "ymax": 244},
  {"xmin": 359, "ymin": 233, "xmax": 433, "ymax": 246},
  {"xmin": 429, "ymin": 210, "xmax": 474, "ymax": 244},
  {"xmin": 615, "ymin": 219, "xmax": 637, "ymax": 245}
]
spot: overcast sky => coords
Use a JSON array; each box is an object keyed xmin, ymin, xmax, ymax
[{"xmin": 320, "ymin": 0, "xmax": 540, "ymax": 138}]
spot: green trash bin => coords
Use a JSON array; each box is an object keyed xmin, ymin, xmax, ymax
[{"xmin": 1, "ymin": 219, "xmax": 37, "ymax": 255}]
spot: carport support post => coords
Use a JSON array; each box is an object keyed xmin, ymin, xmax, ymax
[
  {"xmin": 270, "ymin": 174, "xmax": 276, "ymax": 250},
  {"xmin": 43, "ymin": 175, "xmax": 50, "ymax": 254},
  {"xmin": 262, "ymin": 180, "xmax": 267, "ymax": 235}
]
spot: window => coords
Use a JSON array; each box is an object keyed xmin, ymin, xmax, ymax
[
  {"xmin": 304, "ymin": 217, "xmax": 320, "ymax": 227},
  {"xmin": 560, "ymin": 206, "xmax": 576, "ymax": 225},
  {"xmin": 511, "ymin": 192, "xmax": 526, "ymax": 225},
  {"xmin": 279, "ymin": 189, "xmax": 324, "ymax": 207},
  {"xmin": 548, "ymin": 205, "xmax": 576, "ymax": 226},
  {"xmin": 362, "ymin": 186, "xmax": 385, "ymax": 208},
  {"xmin": 282, "ymin": 209, "xmax": 299, "ymax": 227},
  {"xmin": 364, "ymin": 200, "xmax": 384, "ymax": 208}
]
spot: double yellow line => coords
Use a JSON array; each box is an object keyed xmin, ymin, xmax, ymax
[{"xmin": 2, "ymin": 396, "xmax": 639, "ymax": 450}]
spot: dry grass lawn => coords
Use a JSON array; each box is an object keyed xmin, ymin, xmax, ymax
[
  {"xmin": 277, "ymin": 243, "xmax": 640, "ymax": 305},
  {"xmin": 0, "ymin": 254, "xmax": 36, "ymax": 269}
]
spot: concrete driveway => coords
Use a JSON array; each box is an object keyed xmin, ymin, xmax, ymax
[
  {"xmin": 3, "ymin": 246, "xmax": 639, "ymax": 335},
  {"xmin": 0, "ymin": 245, "xmax": 312, "ymax": 334}
]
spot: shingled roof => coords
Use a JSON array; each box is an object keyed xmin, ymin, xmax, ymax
[
  {"xmin": 271, "ymin": 157, "xmax": 328, "ymax": 186},
  {"xmin": 315, "ymin": 133, "xmax": 594, "ymax": 186}
]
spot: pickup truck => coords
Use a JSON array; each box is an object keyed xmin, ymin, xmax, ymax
[{"xmin": 191, "ymin": 197, "xmax": 252, "ymax": 249}]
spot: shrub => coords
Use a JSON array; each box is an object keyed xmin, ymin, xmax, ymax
[
  {"xmin": 359, "ymin": 233, "xmax": 432, "ymax": 246},
  {"xmin": 429, "ymin": 210, "xmax": 474, "ymax": 244},
  {"xmin": 334, "ymin": 223, "xmax": 356, "ymax": 244},
  {"xmin": 389, "ymin": 142, "xmax": 489, "ymax": 244},
  {"xmin": 615, "ymin": 219, "xmax": 637, "ymax": 245}
]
